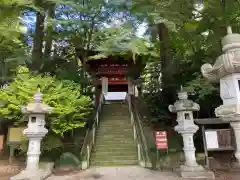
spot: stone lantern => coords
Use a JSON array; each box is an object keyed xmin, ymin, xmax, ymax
[
  {"xmin": 11, "ymin": 89, "xmax": 53, "ymax": 180},
  {"xmin": 169, "ymin": 91, "xmax": 214, "ymax": 179},
  {"xmin": 201, "ymin": 27, "xmax": 240, "ymax": 165}
]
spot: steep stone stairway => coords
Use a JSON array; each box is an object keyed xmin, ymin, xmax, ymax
[{"xmin": 90, "ymin": 102, "xmax": 138, "ymax": 166}]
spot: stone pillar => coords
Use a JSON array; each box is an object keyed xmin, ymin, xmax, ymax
[
  {"xmin": 11, "ymin": 89, "xmax": 53, "ymax": 180},
  {"xmin": 169, "ymin": 91, "xmax": 214, "ymax": 179},
  {"xmin": 201, "ymin": 27, "xmax": 240, "ymax": 166},
  {"xmin": 101, "ymin": 77, "xmax": 108, "ymax": 95},
  {"xmin": 231, "ymin": 122, "xmax": 240, "ymax": 162},
  {"xmin": 128, "ymin": 80, "xmax": 134, "ymax": 95}
]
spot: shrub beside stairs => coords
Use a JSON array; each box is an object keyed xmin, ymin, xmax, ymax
[{"xmin": 90, "ymin": 102, "xmax": 138, "ymax": 166}]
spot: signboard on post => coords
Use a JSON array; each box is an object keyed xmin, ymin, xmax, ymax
[
  {"xmin": 155, "ymin": 131, "xmax": 168, "ymax": 150},
  {"xmin": 7, "ymin": 127, "xmax": 26, "ymax": 164},
  {"xmin": 8, "ymin": 127, "xmax": 26, "ymax": 144},
  {"xmin": 205, "ymin": 129, "xmax": 234, "ymax": 150}
]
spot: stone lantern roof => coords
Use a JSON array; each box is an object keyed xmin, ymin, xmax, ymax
[
  {"xmin": 168, "ymin": 91, "xmax": 200, "ymax": 113},
  {"xmin": 21, "ymin": 89, "xmax": 52, "ymax": 114},
  {"xmin": 201, "ymin": 27, "xmax": 240, "ymax": 82}
]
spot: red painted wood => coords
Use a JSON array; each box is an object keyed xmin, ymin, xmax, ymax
[{"xmin": 87, "ymin": 58, "xmax": 133, "ymax": 91}]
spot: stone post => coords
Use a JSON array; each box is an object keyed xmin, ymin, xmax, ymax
[
  {"xmin": 128, "ymin": 80, "xmax": 134, "ymax": 95},
  {"xmin": 101, "ymin": 77, "xmax": 108, "ymax": 95},
  {"xmin": 11, "ymin": 89, "xmax": 53, "ymax": 180},
  {"xmin": 201, "ymin": 27, "xmax": 240, "ymax": 166},
  {"xmin": 169, "ymin": 91, "xmax": 214, "ymax": 179}
]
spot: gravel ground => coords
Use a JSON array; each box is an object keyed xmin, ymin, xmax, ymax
[
  {"xmin": 47, "ymin": 166, "xmax": 182, "ymax": 180},
  {"xmin": 47, "ymin": 166, "xmax": 240, "ymax": 180}
]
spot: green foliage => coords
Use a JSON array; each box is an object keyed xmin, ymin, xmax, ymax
[
  {"xmin": 0, "ymin": 1, "xmax": 29, "ymax": 86},
  {"xmin": 184, "ymin": 75, "xmax": 218, "ymax": 101},
  {"xmin": 18, "ymin": 134, "xmax": 63, "ymax": 156},
  {"xmin": 42, "ymin": 135, "xmax": 63, "ymax": 152},
  {"xmin": 0, "ymin": 67, "xmax": 93, "ymax": 135},
  {"xmin": 90, "ymin": 25, "xmax": 158, "ymax": 62}
]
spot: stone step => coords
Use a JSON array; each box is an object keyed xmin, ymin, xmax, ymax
[
  {"xmin": 96, "ymin": 131, "xmax": 133, "ymax": 136},
  {"xmin": 91, "ymin": 151, "xmax": 137, "ymax": 157},
  {"xmin": 98, "ymin": 129, "xmax": 132, "ymax": 133},
  {"xmin": 97, "ymin": 128, "xmax": 133, "ymax": 132},
  {"xmin": 90, "ymin": 159, "xmax": 138, "ymax": 166},
  {"xmin": 95, "ymin": 135, "xmax": 134, "ymax": 140},
  {"xmin": 94, "ymin": 141, "xmax": 136, "ymax": 146},
  {"xmin": 92, "ymin": 150, "xmax": 137, "ymax": 154},
  {"xmin": 98, "ymin": 126, "xmax": 132, "ymax": 130},
  {"xmin": 94, "ymin": 146, "xmax": 136, "ymax": 150},
  {"xmin": 98, "ymin": 123, "xmax": 133, "ymax": 130},
  {"xmin": 99, "ymin": 119, "xmax": 131, "ymax": 123},
  {"xmin": 101, "ymin": 111, "xmax": 129, "ymax": 113},
  {"xmin": 95, "ymin": 136, "xmax": 134, "ymax": 141},
  {"xmin": 99, "ymin": 119, "xmax": 131, "ymax": 122},
  {"xmin": 91, "ymin": 156, "xmax": 137, "ymax": 162},
  {"xmin": 94, "ymin": 142, "xmax": 135, "ymax": 148},
  {"xmin": 101, "ymin": 113, "xmax": 130, "ymax": 116},
  {"xmin": 90, "ymin": 103, "xmax": 138, "ymax": 167},
  {"xmin": 95, "ymin": 136, "xmax": 134, "ymax": 140},
  {"xmin": 91, "ymin": 147, "xmax": 137, "ymax": 153}
]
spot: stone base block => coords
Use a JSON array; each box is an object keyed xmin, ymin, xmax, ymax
[
  {"xmin": 81, "ymin": 161, "xmax": 88, "ymax": 170},
  {"xmin": 10, "ymin": 162, "xmax": 54, "ymax": 180},
  {"xmin": 176, "ymin": 165, "xmax": 215, "ymax": 179},
  {"xmin": 229, "ymin": 162, "xmax": 240, "ymax": 172}
]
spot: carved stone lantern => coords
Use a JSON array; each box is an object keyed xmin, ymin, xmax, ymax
[
  {"xmin": 169, "ymin": 91, "xmax": 214, "ymax": 179},
  {"xmin": 201, "ymin": 27, "xmax": 240, "ymax": 165},
  {"xmin": 11, "ymin": 89, "xmax": 53, "ymax": 180}
]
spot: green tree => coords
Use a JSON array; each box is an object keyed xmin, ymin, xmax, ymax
[{"xmin": 0, "ymin": 66, "xmax": 93, "ymax": 135}]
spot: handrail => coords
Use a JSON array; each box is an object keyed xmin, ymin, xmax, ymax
[
  {"xmin": 127, "ymin": 94, "xmax": 151, "ymax": 167},
  {"xmin": 80, "ymin": 93, "xmax": 104, "ymax": 169}
]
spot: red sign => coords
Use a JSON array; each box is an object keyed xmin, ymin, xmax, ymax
[{"xmin": 155, "ymin": 131, "xmax": 168, "ymax": 150}]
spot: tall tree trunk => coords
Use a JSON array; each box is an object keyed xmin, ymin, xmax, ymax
[
  {"xmin": 157, "ymin": 23, "xmax": 175, "ymax": 103},
  {"xmin": 31, "ymin": 6, "xmax": 45, "ymax": 72},
  {"xmin": 44, "ymin": 4, "xmax": 55, "ymax": 58}
]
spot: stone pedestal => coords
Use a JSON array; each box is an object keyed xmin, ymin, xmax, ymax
[
  {"xmin": 231, "ymin": 122, "xmax": 240, "ymax": 164},
  {"xmin": 11, "ymin": 89, "xmax": 53, "ymax": 180},
  {"xmin": 201, "ymin": 27, "xmax": 240, "ymax": 166},
  {"xmin": 169, "ymin": 91, "xmax": 215, "ymax": 179}
]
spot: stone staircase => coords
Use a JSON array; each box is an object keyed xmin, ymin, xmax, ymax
[{"xmin": 90, "ymin": 102, "xmax": 138, "ymax": 166}]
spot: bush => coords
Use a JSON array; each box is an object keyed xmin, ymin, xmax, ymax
[
  {"xmin": 55, "ymin": 152, "xmax": 81, "ymax": 168},
  {"xmin": 0, "ymin": 66, "xmax": 93, "ymax": 135}
]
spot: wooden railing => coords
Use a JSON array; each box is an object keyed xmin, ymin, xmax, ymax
[
  {"xmin": 80, "ymin": 93, "xmax": 104, "ymax": 169},
  {"xmin": 127, "ymin": 94, "xmax": 151, "ymax": 167}
]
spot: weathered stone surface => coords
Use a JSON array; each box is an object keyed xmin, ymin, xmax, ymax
[
  {"xmin": 169, "ymin": 91, "xmax": 215, "ymax": 179},
  {"xmin": 201, "ymin": 27, "xmax": 240, "ymax": 166},
  {"xmin": 178, "ymin": 169, "xmax": 215, "ymax": 179},
  {"xmin": 47, "ymin": 166, "xmax": 182, "ymax": 180},
  {"xmin": 11, "ymin": 90, "xmax": 53, "ymax": 180},
  {"xmin": 201, "ymin": 27, "xmax": 240, "ymax": 82},
  {"xmin": 175, "ymin": 165, "xmax": 215, "ymax": 179},
  {"xmin": 10, "ymin": 162, "xmax": 54, "ymax": 180}
]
